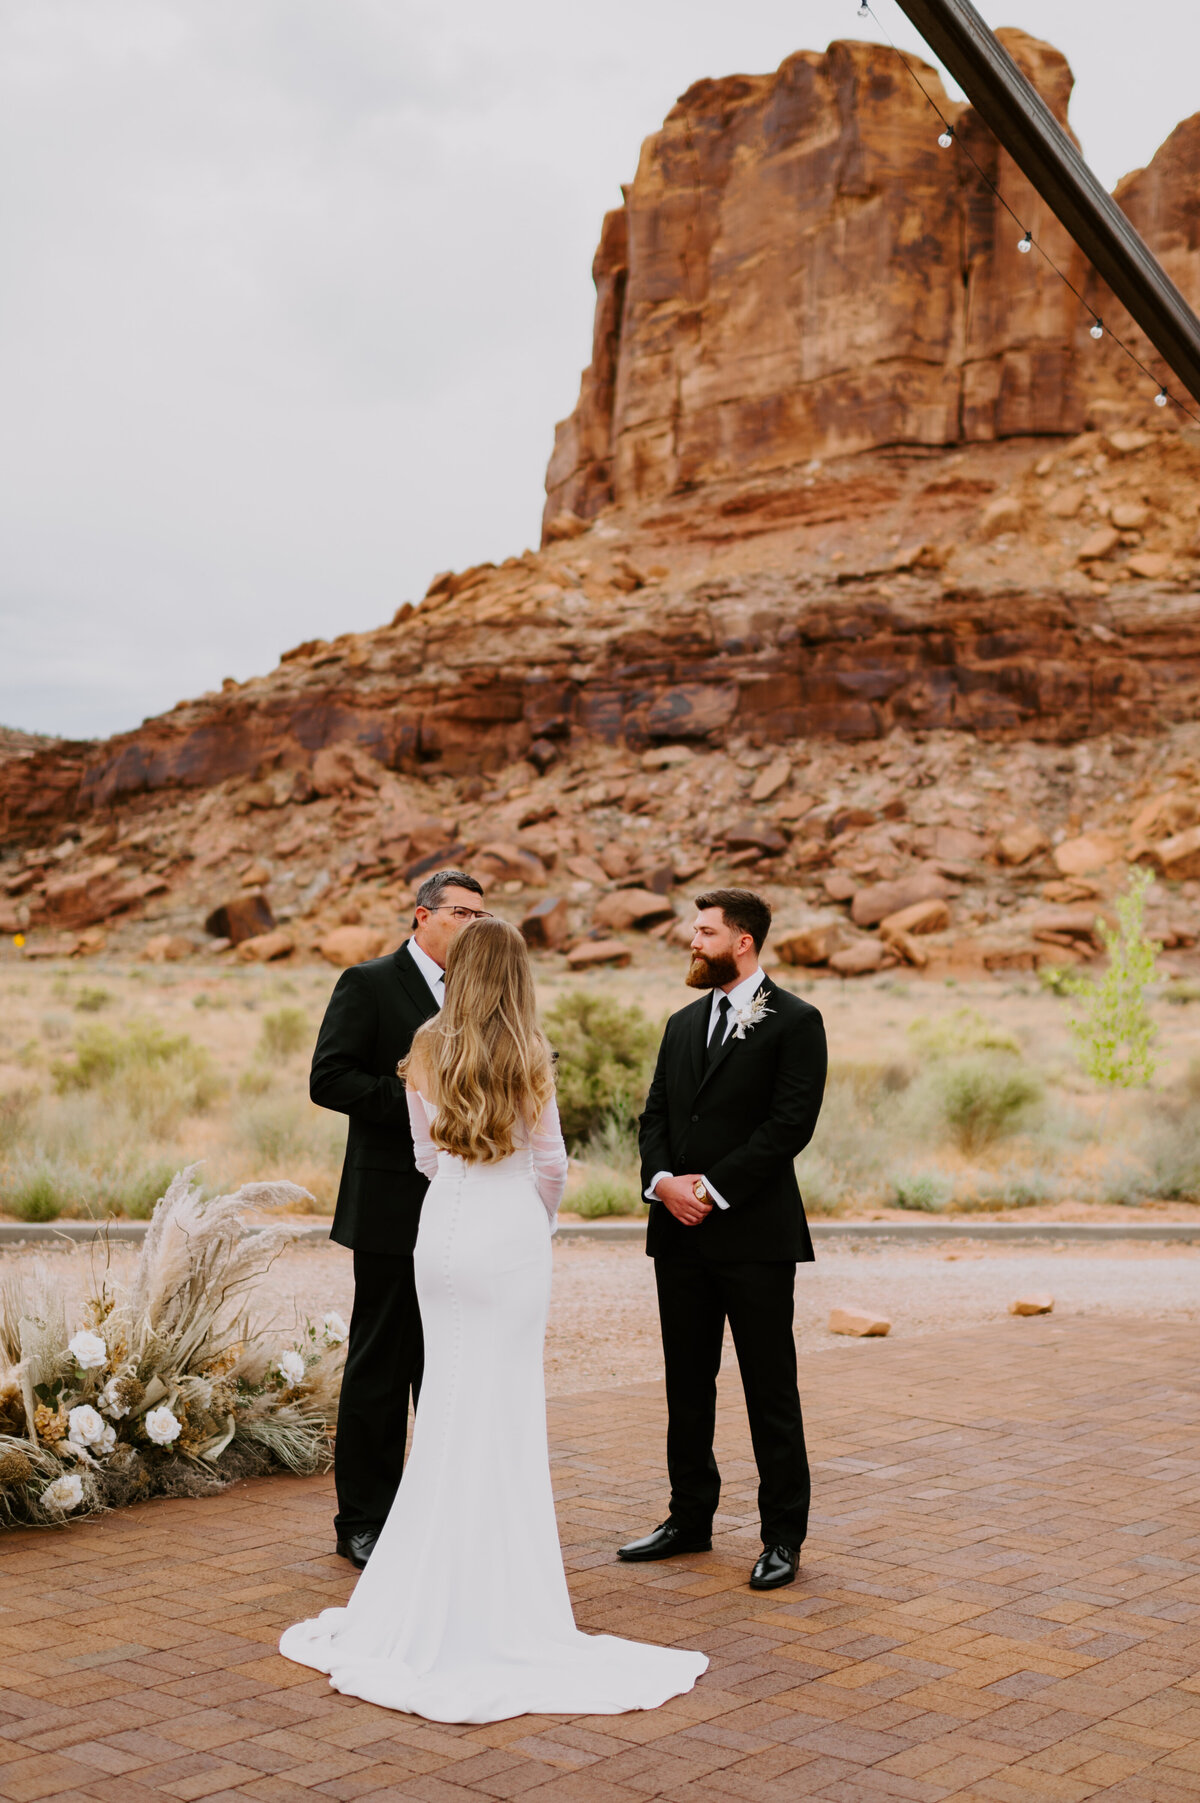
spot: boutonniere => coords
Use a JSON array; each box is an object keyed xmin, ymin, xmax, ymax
[{"xmin": 731, "ymin": 988, "xmax": 773, "ymax": 1039}]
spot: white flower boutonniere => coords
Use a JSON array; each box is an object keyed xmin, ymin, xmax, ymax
[{"xmin": 731, "ymin": 988, "xmax": 773, "ymax": 1039}]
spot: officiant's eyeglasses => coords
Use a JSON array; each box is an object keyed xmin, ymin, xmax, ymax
[{"xmin": 430, "ymin": 904, "xmax": 493, "ymax": 921}]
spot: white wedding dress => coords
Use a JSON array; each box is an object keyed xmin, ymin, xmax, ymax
[{"xmin": 280, "ymin": 1090, "xmax": 708, "ymax": 1722}]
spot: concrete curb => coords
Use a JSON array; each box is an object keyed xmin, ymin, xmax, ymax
[{"xmin": 6, "ymin": 1218, "xmax": 1198, "ymax": 1247}]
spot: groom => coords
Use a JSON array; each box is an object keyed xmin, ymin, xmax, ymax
[
  {"xmin": 620, "ymin": 888, "xmax": 827, "ymax": 1591},
  {"xmin": 311, "ymin": 866, "xmax": 489, "ymax": 1568}
]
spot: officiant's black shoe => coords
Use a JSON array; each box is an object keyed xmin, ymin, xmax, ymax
[
  {"xmin": 750, "ymin": 1545, "xmax": 799, "ymax": 1590},
  {"xmin": 335, "ymin": 1530, "xmax": 378, "ymax": 1569},
  {"xmin": 618, "ymin": 1521, "xmax": 712, "ymax": 1562}
]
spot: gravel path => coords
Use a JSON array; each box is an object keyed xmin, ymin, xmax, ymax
[{"xmin": 9, "ymin": 1237, "xmax": 1200, "ymax": 1396}]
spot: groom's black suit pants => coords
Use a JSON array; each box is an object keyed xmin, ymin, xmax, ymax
[
  {"xmin": 334, "ymin": 1250, "xmax": 424, "ymax": 1537},
  {"xmin": 654, "ymin": 1252, "xmax": 810, "ymax": 1550}
]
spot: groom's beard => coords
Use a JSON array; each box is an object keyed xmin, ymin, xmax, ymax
[{"xmin": 685, "ymin": 949, "xmax": 739, "ymax": 990}]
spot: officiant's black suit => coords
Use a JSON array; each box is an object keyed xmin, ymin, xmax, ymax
[
  {"xmin": 311, "ymin": 939, "xmax": 438, "ymax": 1537},
  {"xmin": 639, "ymin": 976, "xmax": 827, "ymax": 1549}
]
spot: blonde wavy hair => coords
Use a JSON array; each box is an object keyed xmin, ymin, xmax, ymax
[{"xmin": 399, "ymin": 918, "xmax": 555, "ymax": 1164}]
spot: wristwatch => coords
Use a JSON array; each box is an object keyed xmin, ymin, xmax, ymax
[{"xmin": 692, "ymin": 1180, "xmax": 709, "ymax": 1204}]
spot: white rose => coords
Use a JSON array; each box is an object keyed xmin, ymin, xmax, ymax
[
  {"xmin": 68, "ymin": 1330, "xmax": 108, "ymax": 1371},
  {"xmin": 321, "ymin": 1312, "xmax": 348, "ymax": 1346},
  {"xmin": 144, "ymin": 1406, "xmax": 182, "ymax": 1446},
  {"xmin": 67, "ymin": 1404, "xmax": 106, "ymax": 1447},
  {"xmin": 42, "ymin": 1473, "xmax": 84, "ymax": 1513},
  {"xmin": 277, "ymin": 1350, "xmax": 306, "ymax": 1388},
  {"xmin": 99, "ymin": 1378, "xmax": 128, "ymax": 1419},
  {"xmin": 98, "ymin": 1423, "xmax": 117, "ymax": 1456}
]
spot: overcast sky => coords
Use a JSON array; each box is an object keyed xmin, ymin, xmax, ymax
[{"xmin": 3, "ymin": 1, "xmax": 1197, "ymax": 742}]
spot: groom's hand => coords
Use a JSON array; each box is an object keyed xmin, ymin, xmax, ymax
[{"xmin": 654, "ymin": 1175, "xmax": 712, "ymax": 1227}]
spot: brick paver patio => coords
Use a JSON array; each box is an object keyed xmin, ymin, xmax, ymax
[{"xmin": 1, "ymin": 1317, "xmax": 1198, "ymax": 1800}]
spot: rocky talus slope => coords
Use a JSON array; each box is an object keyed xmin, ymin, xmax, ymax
[{"xmin": 2, "ymin": 32, "xmax": 1200, "ymax": 977}]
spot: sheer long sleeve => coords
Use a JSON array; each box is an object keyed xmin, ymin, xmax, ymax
[
  {"xmin": 406, "ymin": 1089, "xmax": 440, "ymax": 1182},
  {"xmin": 529, "ymin": 1095, "xmax": 568, "ymax": 1227}
]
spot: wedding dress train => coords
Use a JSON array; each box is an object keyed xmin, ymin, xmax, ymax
[{"xmin": 280, "ymin": 1092, "xmax": 708, "ymax": 1722}]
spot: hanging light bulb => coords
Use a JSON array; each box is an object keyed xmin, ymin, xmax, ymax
[
  {"xmin": 1090, "ymin": 318, "xmax": 1104, "ymax": 340},
  {"xmin": 857, "ymin": 0, "xmax": 870, "ymax": 17},
  {"xmin": 938, "ymin": 126, "xmax": 954, "ymax": 149},
  {"xmin": 1017, "ymin": 229, "xmax": 1033, "ymax": 254},
  {"xmin": 1155, "ymin": 388, "xmax": 1169, "ymax": 408}
]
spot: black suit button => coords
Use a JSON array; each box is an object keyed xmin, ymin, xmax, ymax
[{"xmin": 691, "ymin": 1113, "xmax": 699, "ymax": 1122}]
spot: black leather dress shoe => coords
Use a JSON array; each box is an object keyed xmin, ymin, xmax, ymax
[
  {"xmin": 618, "ymin": 1521, "xmax": 712, "ymax": 1562},
  {"xmin": 335, "ymin": 1530, "xmax": 379, "ymax": 1569},
  {"xmin": 750, "ymin": 1544, "xmax": 799, "ymax": 1590}
]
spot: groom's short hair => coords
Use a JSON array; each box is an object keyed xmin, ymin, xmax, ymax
[{"xmin": 695, "ymin": 888, "xmax": 772, "ymax": 952}]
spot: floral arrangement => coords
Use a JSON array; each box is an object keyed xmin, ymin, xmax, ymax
[
  {"xmin": 0, "ymin": 1169, "xmax": 347, "ymax": 1526},
  {"xmin": 731, "ymin": 989, "xmax": 773, "ymax": 1039}
]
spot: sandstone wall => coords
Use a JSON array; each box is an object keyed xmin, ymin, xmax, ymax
[{"xmin": 544, "ymin": 32, "xmax": 1195, "ymax": 530}]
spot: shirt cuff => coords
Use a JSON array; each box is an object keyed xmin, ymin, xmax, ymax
[
  {"xmin": 701, "ymin": 1176, "xmax": 730, "ymax": 1211},
  {"xmin": 645, "ymin": 1170, "xmax": 672, "ymax": 1202}
]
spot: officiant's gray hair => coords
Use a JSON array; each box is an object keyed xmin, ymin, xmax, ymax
[
  {"xmin": 414, "ymin": 868, "xmax": 484, "ymax": 914},
  {"xmin": 695, "ymin": 887, "xmax": 772, "ymax": 952}
]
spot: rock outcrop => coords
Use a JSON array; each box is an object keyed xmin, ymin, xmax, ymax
[{"xmin": 545, "ymin": 33, "xmax": 1195, "ymax": 528}]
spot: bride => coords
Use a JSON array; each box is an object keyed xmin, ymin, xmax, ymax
[{"xmin": 280, "ymin": 917, "xmax": 708, "ymax": 1722}]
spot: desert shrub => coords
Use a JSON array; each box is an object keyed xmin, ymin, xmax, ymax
[
  {"xmin": 237, "ymin": 1097, "xmax": 310, "ymax": 1163},
  {"xmin": 74, "ymin": 986, "xmax": 112, "ymax": 1013},
  {"xmin": 259, "ymin": 1006, "xmax": 310, "ymax": 1060},
  {"xmin": 1058, "ymin": 867, "xmax": 1161, "ymax": 1086},
  {"xmin": 52, "ymin": 1022, "xmax": 223, "ymax": 1132},
  {"xmin": 793, "ymin": 1061, "xmax": 910, "ymax": 1212},
  {"xmin": 6, "ymin": 1168, "xmax": 61, "ymax": 1223},
  {"xmin": 893, "ymin": 1169, "xmax": 953, "ymax": 1213},
  {"xmin": 933, "ymin": 1057, "xmax": 1042, "ymax": 1154},
  {"xmin": 0, "ymin": 1090, "xmax": 35, "ymax": 1155},
  {"xmin": 570, "ymin": 1174, "xmax": 646, "ymax": 1219},
  {"xmin": 238, "ymin": 1066, "xmax": 276, "ymax": 1098},
  {"xmin": 544, "ymin": 993, "xmax": 658, "ymax": 1149},
  {"xmin": 909, "ymin": 1007, "xmax": 1021, "ymax": 1061}
]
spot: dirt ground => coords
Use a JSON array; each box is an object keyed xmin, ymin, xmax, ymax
[{"xmin": 12, "ymin": 1234, "xmax": 1200, "ymax": 1398}]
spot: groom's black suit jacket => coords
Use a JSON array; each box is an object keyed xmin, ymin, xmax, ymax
[
  {"xmin": 639, "ymin": 976, "xmax": 827, "ymax": 1263},
  {"xmin": 310, "ymin": 939, "xmax": 439, "ymax": 1256}
]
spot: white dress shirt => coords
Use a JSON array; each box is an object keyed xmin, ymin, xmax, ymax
[
  {"xmin": 645, "ymin": 966, "xmax": 767, "ymax": 1214},
  {"xmin": 407, "ymin": 936, "xmax": 446, "ymax": 1009}
]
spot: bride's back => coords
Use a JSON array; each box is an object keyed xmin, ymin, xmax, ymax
[{"xmin": 400, "ymin": 918, "xmax": 555, "ymax": 1166}]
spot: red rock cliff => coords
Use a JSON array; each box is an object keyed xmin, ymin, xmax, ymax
[{"xmin": 544, "ymin": 33, "xmax": 1197, "ymax": 529}]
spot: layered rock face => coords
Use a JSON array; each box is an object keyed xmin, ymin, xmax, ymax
[{"xmin": 544, "ymin": 33, "xmax": 1196, "ymax": 528}]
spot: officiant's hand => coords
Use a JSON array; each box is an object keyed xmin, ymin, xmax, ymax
[{"xmin": 654, "ymin": 1175, "xmax": 712, "ymax": 1226}]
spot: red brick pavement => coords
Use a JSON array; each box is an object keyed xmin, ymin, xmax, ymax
[{"xmin": 0, "ymin": 1318, "xmax": 1198, "ymax": 1800}]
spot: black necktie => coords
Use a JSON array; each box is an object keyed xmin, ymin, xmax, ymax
[{"xmin": 707, "ymin": 994, "xmax": 731, "ymax": 1064}]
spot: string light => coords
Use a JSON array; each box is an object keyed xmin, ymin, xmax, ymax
[{"xmin": 853, "ymin": 1, "xmax": 1200, "ymax": 425}]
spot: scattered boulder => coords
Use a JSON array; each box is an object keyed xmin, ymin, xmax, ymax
[
  {"xmin": 142, "ymin": 933, "xmax": 195, "ymax": 963},
  {"xmin": 598, "ymin": 842, "xmax": 631, "ymax": 880},
  {"xmin": 638, "ymin": 862, "xmax": 676, "ymax": 896},
  {"xmin": 526, "ymin": 738, "xmax": 560, "ymax": 774},
  {"xmin": 883, "ymin": 928, "xmax": 929, "ymax": 968},
  {"xmin": 879, "ymin": 897, "xmax": 949, "ymax": 937},
  {"xmin": 317, "ymin": 925, "xmax": 388, "ymax": 968},
  {"xmin": 1010, "ymin": 1295, "xmax": 1054, "ymax": 1316},
  {"xmin": 933, "ymin": 826, "xmax": 990, "ymax": 862},
  {"xmin": 851, "ymin": 870, "xmax": 953, "ymax": 929},
  {"xmin": 1110, "ymin": 501, "xmax": 1150, "ymax": 531},
  {"xmin": 1046, "ymin": 484, "xmax": 1085, "ymax": 519},
  {"xmin": 236, "ymin": 929, "xmax": 295, "ymax": 963},
  {"xmin": 475, "ymin": 842, "xmax": 547, "ymax": 887},
  {"xmin": 205, "ymin": 892, "xmax": 275, "ymax": 945},
  {"xmin": 310, "ymin": 744, "xmax": 381, "ymax": 797},
  {"xmin": 823, "ymin": 871, "xmax": 858, "ymax": 903},
  {"xmin": 404, "ymin": 842, "xmax": 467, "ymax": 883},
  {"xmin": 775, "ymin": 923, "xmax": 842, "ymax": 967},
  {"xmin": 830, "ymin": 940, "xmax": 889, "ymax": 976},
  {"xmin": 641, "ymin": 746, "xmax": 694, "ymax": 771},
  {"xmin": 1053, "ymin": 833, "xmax": 1122, "ymax": 877},
  {"xmin": 566, "ymin": 938, "xmax": 631, "ymax": 969},
  {"xmin": 1029, "ymin": 906, "xmax": 1106, "ymax": 949},
  {"xmin": 722, "ymin": 820, "xmax": 787, "ymax": 857},
  {"xmin": 997, "ymin": 824, "xmax": 1048, "ymax": 866},
  {"xmin": 543, "ymin": 511, "xmax": 589, "ymax": 541},
  {"xmin": 1147, "ymin": 824, "xmax": 1200, "ymax": 880},
  {"xmin": 592, "ymin": 888, "xmax": 675, "ymax": 931},
  {"xmin": 1078, "ymin": 526, "xmax": 1121, "ymax": 562},
  {"xmin": 828, "ymin": 1308, "xmax": 891, "ymax": 1337},
  {"xmin": 979, "ymin": 496, "xmax": 1023, "ymax": 540},
  {"xmin": 564, "ymin": 853, "xmax": 610, "ymax": 887},
  {"xmin": 521, "ymin": 895, "xmax": 570, "ymax": 952},
  {"xmin": 749, "ymin": 759, "xmax": 790, "ymax": 803},
  {"xmin": 1126, "ymin": 551, "xmax": 1171, "ymax": 581}
]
